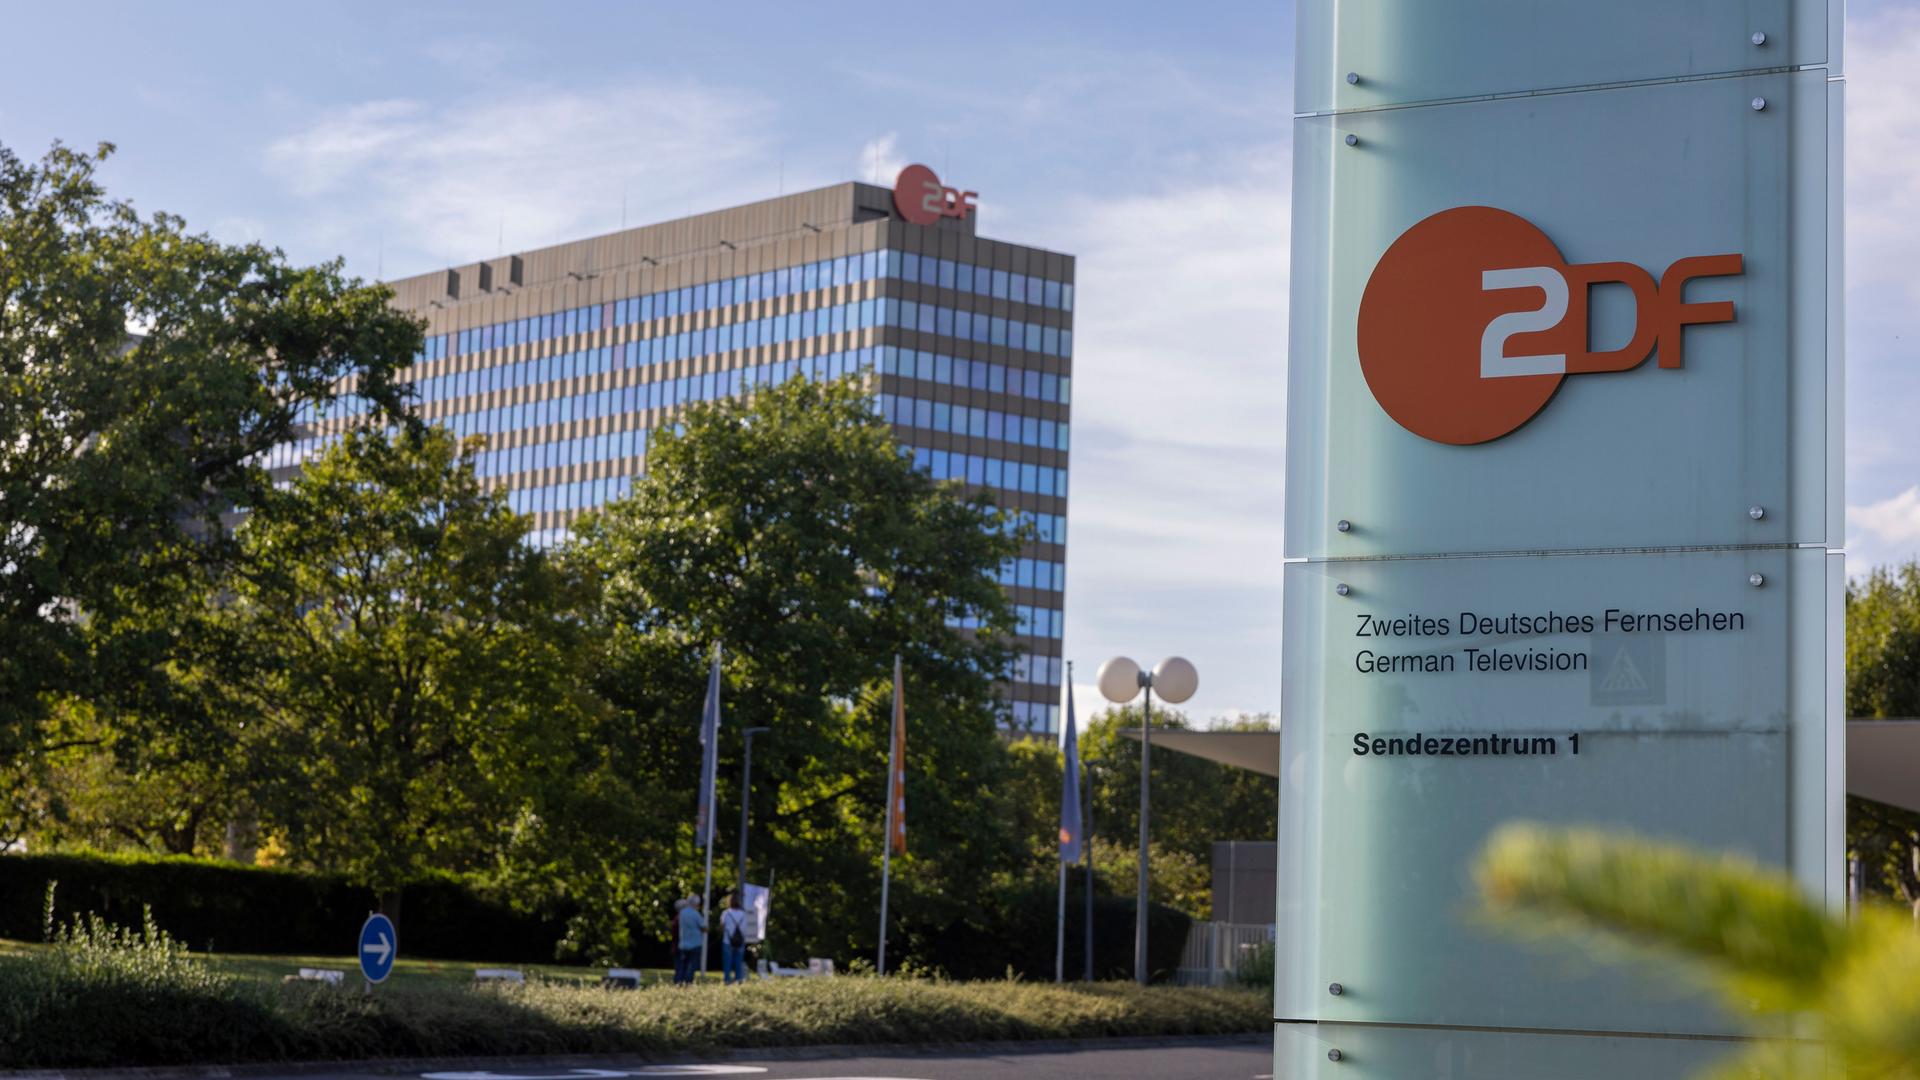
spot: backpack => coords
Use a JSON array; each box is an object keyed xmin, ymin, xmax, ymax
[{"xmin": 726, "ymin": 911, "xmax": 746, "ymax": 948}]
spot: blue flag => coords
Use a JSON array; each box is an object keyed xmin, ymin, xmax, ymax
[
  {"xmin": 694, "ymin": 646, "xmax": 722, "ymax": 847},
  {"xmin": 1059, "ymin": 681, "xmax": 1082, "ymax": 863}
]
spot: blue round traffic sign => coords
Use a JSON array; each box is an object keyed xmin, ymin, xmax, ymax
[{"xmin": 359, "ymin": 913, "xmax": 397, "ymax": 984}]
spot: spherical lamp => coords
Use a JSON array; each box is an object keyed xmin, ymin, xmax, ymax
[
  {"xmin": 1097, "ymin": 655, "xmax": 1142, "ymax": 704},
  {"xmin": 1152, "ymin": 657, "xmax": 1198, "ymax": 704}
]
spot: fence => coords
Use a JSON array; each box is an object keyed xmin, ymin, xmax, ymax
[{"xmin": 1173, "ymin": 920, "xmax": 1274, "ymax": 986}]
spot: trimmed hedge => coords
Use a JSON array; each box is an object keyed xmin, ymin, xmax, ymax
[
  {"xmin": 902, "ymin": 879, "xmax": 1192, "ymax": 982},
  {"xmin": 0, "ymin": 854, "xmax": 1195, "ymax": 981},
  {"xmin": 0, "ymin": 852, "xmax": 564, "ymax": 962}
]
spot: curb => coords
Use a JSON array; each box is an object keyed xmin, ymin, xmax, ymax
[{"xmin": 2, "ymin": 1033, "xmax": 1267, "ymax": 1080}]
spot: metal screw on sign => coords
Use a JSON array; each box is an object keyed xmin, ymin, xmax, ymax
[
  {"xmin": 1749, "ymin": 506, "xmax": 1765, "ymax": 520},
  {"xmin": 1750, "ymin": 573, "xmax": 1767, "ymax": 588},
  {"xmin": 1329, "ymin": 982, "xmax": 1344, "ymax": 996},
  {"xmin": 1328, "ymin": 1048, "xmax": 1345, "ymax": 1062},
  {"xmin": 1752, "ymin": 97, "xmax": 1768, "ymax": 111},
  {"xmin": 1345, "ymin": 134, "xmax": 1360, "ymax": 147},
  {"xmin": 1752, "ymin": 30, "xmax": 1768, "ymax": 46},
  {"xmin": 1335, "ymin": 583, "xmax": 1352, "ymax": 597},
  {"xmin": 1346, "ymin": 72, "xmax": 1360, "ymax": 85}
]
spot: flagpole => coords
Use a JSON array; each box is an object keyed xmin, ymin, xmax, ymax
[
  {"xmin": 700, "ymin": 644, "xmax": 721, "ymax": 978},
  {"xmin": 1083, "ymin": 781, "xmax": 1094, "ymax": 981},
  {"xmin": 878, "ymin": 654, "xmax": 900, "ymax": 975},
  {"xmin": 1056, "ymin": 850, "xmax": 1067, "ymax": 983},
  {"xmin": 1057, "ymin": 667, "xmax": 1079, "ymax": 984}
]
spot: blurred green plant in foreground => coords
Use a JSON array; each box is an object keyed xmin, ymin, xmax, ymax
[{"xmin": 1479, "ymin": 825, "xmax": 1920, "ymax": 1080}]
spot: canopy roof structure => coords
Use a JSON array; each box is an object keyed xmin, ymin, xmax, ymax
[{"xmin": 1122, "ymin": 720, "xmax": 1920, "ymax": 814}]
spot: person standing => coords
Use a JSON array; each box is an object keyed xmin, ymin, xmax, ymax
[
  {"xmin": 677, "ymin": 895, "xmax": 707, "ymax": 985},
  {"xmin": 720, "ymin": 892, "xmax": 750, "ymax": 985}
]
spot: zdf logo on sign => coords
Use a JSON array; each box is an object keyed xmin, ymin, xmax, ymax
[
  {"xmin": 1356, "ymin": 206, "xmax": 1743, "ymax": 445},
  {"xmin": 893, "ymin": 164, "xmax": 977, "ymax": 226}
]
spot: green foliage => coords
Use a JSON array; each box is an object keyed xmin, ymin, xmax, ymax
[
  {"xmin": 1847, "ymin": 561, "xmax": 1920, "ymax": 718},
  {"xmin": 1235, "ymin": 941, "xmax": 1274, "ymax": 989},
  {"xmin": 893, "ymin": 879, "xmax": 1192, "ymax": 982},
  {"xmin": 0, "ymin": 140, "xmax": 420, "ymax": 764},
  {"xmin": 1079, "ymin": 706, "xmax": 1277, "ymax": 917},
  {"xmin": 0, "ymin": 885, "xmax": 285, "ymax": 1067},
  {"xmin": 1479, "ymin": 824, "xmax": 1920, "ymax": 1079},
  {"xmin": 551, "ymin": 376, "xmax": 1024, "ymax": 962},
  {"xmin": 218, "ymin": 426, "xmax": 595, "ymax": 912},
  {"xmin": 1844, "ymin": 561, "xmax": 1920, "ymax": 912}
]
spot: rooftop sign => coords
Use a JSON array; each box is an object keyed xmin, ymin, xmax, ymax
[{"xmin": 893, "ymin": 164, "xmax": 976, "ymax": 226}]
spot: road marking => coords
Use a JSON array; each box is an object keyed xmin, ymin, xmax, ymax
[{"xmin": 424, "ymin": 1060, "xmax": 768, "ymax": 1068}]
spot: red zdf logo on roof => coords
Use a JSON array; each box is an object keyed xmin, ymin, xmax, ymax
[
  {"xmin": 893, "ymin": 164, "xmax": 977, "ymax": 226},
  {"xmin": 1357, "ymin": 206, "xmax": 1744, "ymax": 445}
]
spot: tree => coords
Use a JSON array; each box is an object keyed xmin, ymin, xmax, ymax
[
  {"xmin": 1480, "ymin": 825, "xmax": 1920, "ymax": 1079},
  {"xmin": 1080, "ymin": 706, "xmax": 1277, "ymax": 916},
  {"xmin": 997, "ymin": 733, "xmax": 1211, "ymax": 915},
  {"xmin": 1845, "ymin": 561, "xmax": 1920, "ymax": 914},
  {"xmin": 1847, "ymin": 562, "xmax": 1920, "ymax": 718},
  {"xmin": 11, "ymin": 695, "xmax": 245, "ymax": 857},
  {"xmin": 0, "ymin": 141, "xmax": 418, "ymax": 765},
  {"xmin": 562, "ymin": 375, "xmax": 1024, "ymax": 962},
  {"xmin": 218, "ymin": 426, "xmax": 593, "ymax": 924}
]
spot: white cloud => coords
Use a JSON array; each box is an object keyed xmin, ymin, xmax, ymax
[
  {"xmin": 1851, "ymin": 487, "xmax": 1920, "ymax": 571},
  {"xmin": 857, "ymin": 132, "xmax": 907, "ymax": 187},
  {"xmin": 263, "ymin": 82, "xmax": 778, "ymax": 276},
  {"xmin": 1847, "ymin": 8, "xmax": 1920, "ymax": 310},
  {"xmin": 1841, "ymin": 9, "xmax": 1920, "ymax": 572},
  {"xmin": 1053, "ymin": 144, "xmax": 1291, "ymax": 720}
]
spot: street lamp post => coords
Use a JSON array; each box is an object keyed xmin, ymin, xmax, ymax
[
  {"xmin": 737, "ymin": 727, "xmax": 771, "ymax": 892},
  {"xmin": 1097, "ymin": 655, "xmax": 1198, "ymax": 986}
]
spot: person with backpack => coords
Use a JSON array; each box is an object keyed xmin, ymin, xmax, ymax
[{"xmin": 720, "ymin": 891, "xmax": 751, "ymax": 985}]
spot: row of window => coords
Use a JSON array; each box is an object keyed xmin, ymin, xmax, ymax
[
  {"xmin": 1002, "ymin": 509, "xmax": 1067, "ymax": 546},
  {"xmin": 997, "ymin": 557, "xmax": 1066, "ymax": 594},
  {"xmin": 506, "ymin": 475, "xmax": 635, "ymax": 516},
  {"xmin": 906, "ymin": 444, "xmax": 1069, "ymax": 500},
  {"xmin": 883, "ymin": 297, "xmax": 1069, "ymax": 358},
  {"xmin": 1017, "ymin": 605, "xmax": 1066, "ymax": 640},
  {"xmin": 398, "ymin": 298, "xmax": 1071, "ymax": 416},
  {"xmin": 883, "ymin": 298, "xmax": 1072, "ymax": 358},
  {"xmin": 879, "ymin": 394, "xmax": 1070, "ymax": 453},
  {"xmin": 889, "ymin": 250, "xmax": 1074, "ymax": 311},
  {"xmin": 882, "ymin": 347, "xmax": 1070, "ymax": 405},
  {"xmin": 1010, "ymin": 701, "xmax": 1061, "ymax": 734},
  {"xmin": 422, "ymin": 249, "xmax": 1074, "ymax": 363},
  {"xmin": 473, "ymin": 425, "xmax": 651, "ymax": 480},
  {"xmin": 947, "ymin": 603, "xmax": 1065, "ymax": 640},
  {"xmin": 1017, "ymin": 652, "xmax": 1066, "ymax": 689}
]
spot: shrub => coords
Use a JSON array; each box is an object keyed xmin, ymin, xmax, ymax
[
  {"xmin": 1235, "ymin": 941, "xmax": 1274, "ymax": 989},
  {"xmin": 0, "ymin": 887, "xmax": 294, "ymax": 1066},
  {"xmin": 0, "ymin": 852, "xmax": 564, "ymax": 961},
  {"xmin": 896, "ymin": 880, "xmax": 1193, "ymax": 982}
]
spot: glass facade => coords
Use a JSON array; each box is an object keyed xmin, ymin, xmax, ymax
[{"xmin": 285, "ymin": 210, "xmax": 1072, "ymax": 734}]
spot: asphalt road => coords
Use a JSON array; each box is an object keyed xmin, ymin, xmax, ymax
[{"xmin": 261, "ymin": 1038, "xmax": 1272, "ymax": 1080}]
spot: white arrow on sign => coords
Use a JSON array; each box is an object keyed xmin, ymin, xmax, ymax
[{"xmin": 363, "ymin": 931, "xmax": 392, "ymax": 964}]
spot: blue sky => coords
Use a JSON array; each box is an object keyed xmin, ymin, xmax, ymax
[{"xmin": 2, "ymin": 2, "xmax": 1911, "ymax": 722}]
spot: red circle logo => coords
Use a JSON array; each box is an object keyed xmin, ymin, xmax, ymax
[
  {"xmin": 1357, "ymin": 206, "xmax": 1571, "ymax": 445},
  {"xmin": 893, "ymin": 164, "xmax": 943, "ymax": 226}
]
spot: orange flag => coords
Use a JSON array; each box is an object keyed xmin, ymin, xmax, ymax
[{"xmin": 888, "ymin": 656, "xmax": 907, "ymax": 855}]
